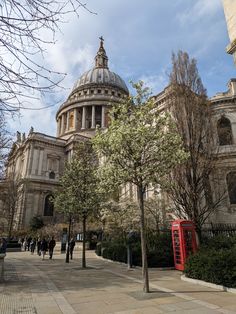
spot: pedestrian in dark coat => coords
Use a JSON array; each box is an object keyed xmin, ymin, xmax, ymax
[
  {"xmin": 30, "ymin": 238, "xmax": 36, "ymax": 254},
  {"xmin": 48, "ymin": 237, "xmax": 56, "ymax": 259},
  {"xmin": 69, "ymin": 238, "xmax": 75, "ymax": 260},
  {"xmin": 27, "ymin": 236, "xmax": 32, "ymax": 251},
  {"xmin": 41, "ymin": 238, "xmax": 48, "ymax": 260},
  {"xmin": 37, "ymin": 238, "xmax": 41, "ymax": 256},
  {"xmin": 0, "ymin": 238, "xmax": 7, "ymax": 254}
]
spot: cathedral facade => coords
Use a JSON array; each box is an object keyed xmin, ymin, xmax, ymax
[
  {"xmin": 0, "ymin": 39, "xmax": 129, "ymax": 231},
  {"xmin": 1, "ymin": 39, "xmax": 236, "ymax": 232}
]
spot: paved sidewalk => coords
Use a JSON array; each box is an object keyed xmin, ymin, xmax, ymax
[{"xmin": 0, "ymin": 246, "xmax": 236, "ymax": 314}]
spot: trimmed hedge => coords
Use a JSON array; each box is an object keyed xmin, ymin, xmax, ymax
[
  {"xmin": 184, "ymin": 248, "xmax": 236, "ymax": 288},
  {"xmin": 96, "ymin": 232, "xmax": 174, "ymax": 268},
  {"xmin": 184, "ymin": 235, "xmax": 236, "ymax": 288},
  {"xmin": 201, "ymin": 235, "xmax": 236, "ymax": 250}
]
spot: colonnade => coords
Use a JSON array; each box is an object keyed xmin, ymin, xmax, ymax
[{"xmin": 57, "ymin": 105, "xmax": 106, "ymax": 136}]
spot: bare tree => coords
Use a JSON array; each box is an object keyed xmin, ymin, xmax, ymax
[
  {"xmin": 0, "ymin": 115, "xmax": 12, "ymax": 177},
  {"xmin": 166, "ymin": 51, "xmax": 223, "ymax": 240},
  {"xmin": 0, "ymin": 171, "xmax": 23, "ymax": 238},
  {"xmin": 0, "ymin": 0, "xmax": 94, "ymax": 114}
]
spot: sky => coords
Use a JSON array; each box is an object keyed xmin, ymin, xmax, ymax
[{"xmin": 7, "ymin": 0, "xmax": 236, "ymax": 138}]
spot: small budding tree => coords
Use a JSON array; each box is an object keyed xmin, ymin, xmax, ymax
[
  {"xmin": 93, "ymin": 82, "xmax": 187, "ymax": 293},
  {"xmin": 54, "ymin": 141, "xmax": 100, "ymax": 266}
]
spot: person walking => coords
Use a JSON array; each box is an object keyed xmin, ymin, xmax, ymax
[
  {"xmin": 69, "ymin": 238, "xmax": 75, "ymax": 260},
  {"xmin": 23, "ymin": 238, "xmax": 27, "ymax": 251},
  {"xmin": 30, "ymin": 238, "xmax": 36, "ymax": 254},
  {"xmin": 37, "ymin": 238, "xmax": 41, "ymax": 256},
  {"xmin": 27, "ymin": 236, "xmax": 32, "ymax": 251},
  {"xmin": 0, "ymin": 238, "xmax": 7, "ymax": 254},
  {"xmin": 41, "ymin": 238, "xmax": 48, "ymax": 260},
  {"xmin": 48, "ymin": 236, "xmax": 56, "ymax": 259}
]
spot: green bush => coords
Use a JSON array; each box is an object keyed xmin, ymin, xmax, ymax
[
  {"xmin": 98, "ymin": 231, "xmax": 174, "ymax": 268},
  {"xmin": 201, "ymin": 234, "xmax": 236, "ymax": 250},
  {"xmin": 184, "ymin": 248, "xmax": 236, "ymax": 288},
  {"xmin": 95, "ymin": 242, "xmax": 102, "ymax": 256},
  {"xmin": 102, "ymin": 243, "xmax": 127, "ymax": 263},
  {"xmin": 148, "ymin": 232, "xmax": 174, "ymax": 267}
]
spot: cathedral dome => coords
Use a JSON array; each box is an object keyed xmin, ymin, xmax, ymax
[
  {"xmin": 71, "ymin": 37, "xmax": 128, "ymax": 95},
  {"xmin": 72, "ymin": 67, "xmax": 128, "ymax": 94},
  {"xmin": 56, "ymin": 38, "xmax": 129, "ymax": 139}
]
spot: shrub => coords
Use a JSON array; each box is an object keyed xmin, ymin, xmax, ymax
[
  {"xmin": 102, "ymin": 242, "xmax": 127, "ymax": 263},
  {"xmin": 98, "ymin": 231, "xmax": 174, "ymax": 268},
  {"xmin": 95, "ymin": 242, "xmax": 102, "ymax": 256},
  {"xmin": 201, "ymin": 234, "xmax": 236, "ymax": 250},
  {"xmin": 184, "ymin": 248, "xmax": 236, "ymax": 288}
]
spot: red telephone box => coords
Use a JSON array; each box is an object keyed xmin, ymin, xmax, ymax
[{"xmin": 171, "ymin": 220, "xmax": 198, "ymax": 271}]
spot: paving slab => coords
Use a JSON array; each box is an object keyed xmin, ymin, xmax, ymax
[{"xmin": 0, "ymin": 249, "xmax": 235, "ymax": 314}]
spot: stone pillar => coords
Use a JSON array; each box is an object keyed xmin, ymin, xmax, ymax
[
  {"xmin": 59, "ymin": 117, "xmax": 62, "ymax": 135},
  {"xmin": 56, "ymin": 119, "xmax": 60, "ymax": 137},
  {"xmin": 74, "ymin": 108, "xmax": 78, "ymax": 131},
  {"xmin": 91, "ymin": 105, "xmax": 95, "ymax": 128},
  {"xmin": 82, "ymin": 106, "xmax": 86, "ymax": 129},
  {"xmin": 61, "ymin": 114, "xmax": 65, "ymax": 134},
  {"xmin": 101, "ymin": 106, "xmax": 105, "ymax": 128},
  {"xmin": 66, "ymin": 112, "xmax": 69, "ymax": 131}
]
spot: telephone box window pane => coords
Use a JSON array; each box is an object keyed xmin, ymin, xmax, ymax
[{"xmin": 173, "ymin": 230, "xmax": 181, "ymax": 264}]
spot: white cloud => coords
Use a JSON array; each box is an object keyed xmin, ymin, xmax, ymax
[
  {"xmin": 137, "ymin": 73, "xmax": 168, "ymax": 96},
  {"xmin": 8, "ymin": 97, "xmax": 57, "ymax": 138},
  {"xmin": 5, "ymin": 0, "xmax": 233, "ymax": 137},
  {"xmin": 177, "ymin": 0, "xmax": 222, "ymax": 25}
]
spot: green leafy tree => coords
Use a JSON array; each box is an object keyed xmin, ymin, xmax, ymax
[
  {"xmin": 93, "ymin": 81, "xmax": 187, "ymax": 293},
  {"xmin": 54, "ymin": 142, "xmax": 101, "ymax": 266}
]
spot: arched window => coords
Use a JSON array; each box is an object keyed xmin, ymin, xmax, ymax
[
  {"xmin": 226, "ymin": 172, "xmax": 236, "ymax": 204},
  {"xmin": 44, "ymin": 195, "xmax": 54, "ymax": 216},
  {"xmin": 49, "ymin": 171, "xmax": 55, "ymax": 179},
  {"xmin": 217, "ymin": 117, "xmax": 233, "ymax": 145}
]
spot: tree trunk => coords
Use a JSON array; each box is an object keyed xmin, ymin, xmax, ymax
[
  {"xmin": 137, "ymin": 185, "xmax": 150, "ymax": 293},
  {"xmin": 82, "ymin": 214, "xmax": 86, "ymax": 268},
  {"xmin": 66, "ymin": 215, "xmax": 72, "ymax": 263},
  {"xmin": 8, "ymin": 210, "xmax": 14, "ymax": 239},
  {"xmin": 195, "ymin": 224, "xmax": 202, "ymax": 245}
]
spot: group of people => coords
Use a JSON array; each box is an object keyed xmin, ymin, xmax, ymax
[{"xmin": 20, "ymin": 236, "xmax": 76, "ymax": 260}]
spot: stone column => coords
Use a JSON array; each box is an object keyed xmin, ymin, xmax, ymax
[
  {"xmin": 66, "ymin": 112, "xmax": 69, "ymax": 131},
  {"xmin": 61, "ymin": 114, "xmax": 65, "ymax": 134},
  {"xmin": 59, "ymin": 117, "xmax": 62, "ymax": 135},
  {"xmin": 82, "ymin": 106, "xmax": 86, "ymax": 129},
  {"xmin": 101, "ymin": 106, "xmax": 105, "ymax": 128},
  {"xmin": 56, "ymin": 118, "xmax": 60, "ymax": 137},
  {"xmin": 74, "ymin": 108, "xmax": 78, "ymax": 131},
  {"xmin": 91, "ymin": 105, "xmax": 95, "ymax": 128}
]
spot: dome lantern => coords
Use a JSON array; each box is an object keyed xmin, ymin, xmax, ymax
[{"xmin": 95, "ymin": 36, "xmax": 108, "ymax": 69}]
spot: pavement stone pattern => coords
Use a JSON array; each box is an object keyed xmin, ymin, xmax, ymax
[{"xmin": 0, "ymin": 244, "xmax": 235, "ymax": 314}]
